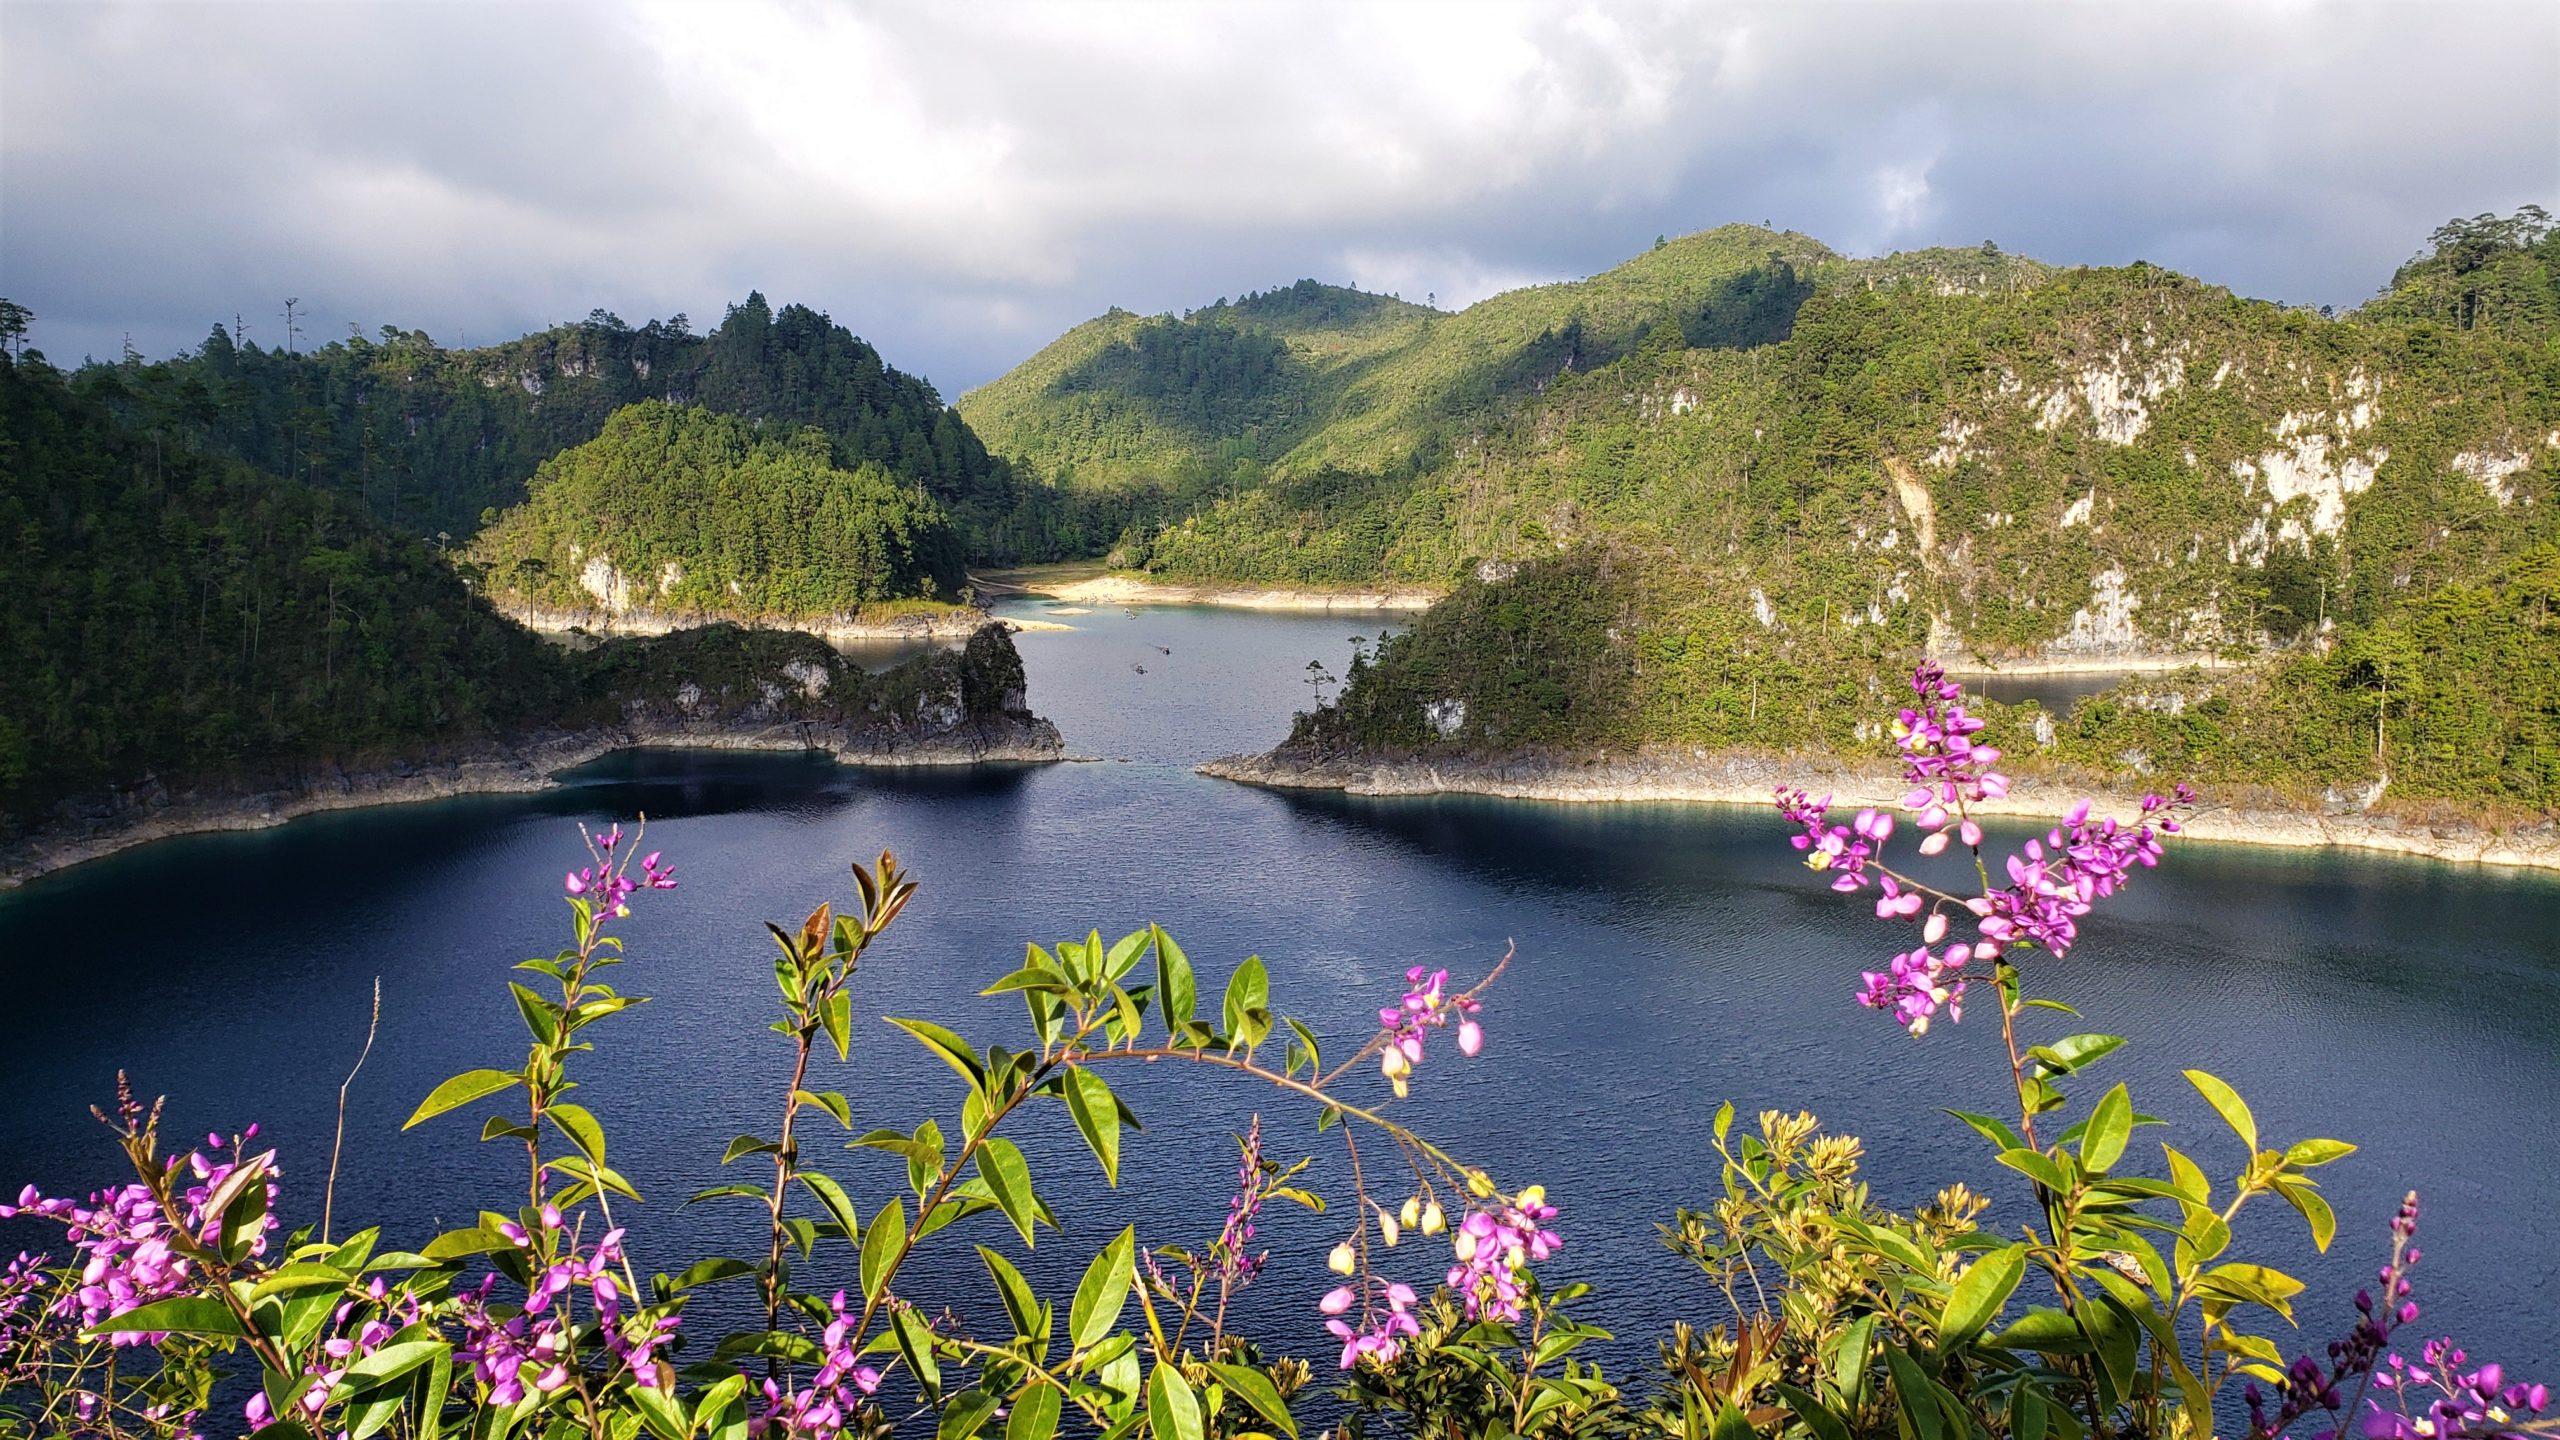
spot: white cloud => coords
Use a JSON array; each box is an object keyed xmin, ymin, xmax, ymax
[{"xmin": 1, "ymin": 0, "xmax": 2553, "ymax": 390}]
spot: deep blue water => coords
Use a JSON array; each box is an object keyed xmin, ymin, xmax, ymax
[{"xmin": 4, "ymin": 599, "xmax": 2556, "ymax": 1389}]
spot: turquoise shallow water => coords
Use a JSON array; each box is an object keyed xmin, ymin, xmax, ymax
[{"xmin": 4, "ymin": 598, "xmax": 2556, "ymax": 1379}]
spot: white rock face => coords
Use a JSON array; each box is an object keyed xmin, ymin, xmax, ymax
[
  {"xmin": 2060, "ymin": 490, "xmax": 2095, "ymax": 529},
  {"xmin": 781, "ymin": 659, "xmax": 831, "ymax": 699},
  {"xmin": 1424, "ymin": 699, "xmax": 1467, "ymax": 737},
  {"xmin": 658, "ymin": 560, "xmax": 684, "ymax": 596},
  {"xmin": 1750, "ymin": 589, "xmax": 1776, "ymax": 628},
  {"xmin": 2055, "ymin": 568, "xmax": 2141, "ymax": 654},
  {"xmin": 1927, "ymin": 416, "xmax": 1978, "ymax": 470},
  {"xmin": 580, "ymin": 555, "xmax": 634, "ymax": 614},
  {"xmin": 2453, "ymin": 448, "xmax": 2532, "ymax": 507},
  {"xmin": 2232, "ymin": 399, "xmax": 2387, "ymax": 537},
  {"xmin": 1669, "ymin": 387, "xmax": 1697, "ymax": 415},
  {"xmin": 518, "ymin": 371, "xmax": 545, "ymax": 397},
  {"xmin": 2025, "ymin": 346, "xmax": 2184, "ymax": 444},
  {"xmin": 674, "ymin": 682, "xmax": 704, "ymax": 713}
]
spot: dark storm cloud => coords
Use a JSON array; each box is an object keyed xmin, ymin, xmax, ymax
[{"xmin": 3, "ymin": 1, "xmax": 2552, "ymax": 395}]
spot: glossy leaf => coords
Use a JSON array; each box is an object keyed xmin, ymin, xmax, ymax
[
  {"xmin": 2184, "ymin": 1069, "xmax": 2259, "ymax": 1153},
  {"xmin": 1939, "ymin": 1242, "xmax": 2026, "ymax": 1348},
  {"xmin": 1069, "ymin": 1226, "xmax": 1136, "ymax": 1354},
  {"xmin": 1154, "ymin": 926, "xmax": 1196, "ymax": 1029},
  {"xmin": 978, "ymin": 1136, "xmax": 1038, "ymax": 1247},
  {"xmin": 1221, "ymin": 954, "xmax": 1269, "ymax": 1043},
  {"xmin": 939, "ymin": 1389, "xmax": 1000, "ymax": 1440},
  {"xmin": 1005, "ymin": 1383, "xmax": 1061, "ymax": 1440},
  {"xmin": 1147, "ymin": 1363, "xmax": 1204, "ymax": 1440},
  {"xmin": 796, "ymin": 1170, "xmax": 861, "ymax": 1248},
  {"xmin": 1064, "ymin": 1067, "xmax": 1122, "ymax": 1186},
  {"xmin": 1204, "ymin": 1361, "xmax": 1298, "ymax": 1439},
  {"xmin": 978, "ymin": 1245, "xmax": 1042, "ymax": 1338},
  {"xmin": 82, "ymin": 1295, "xmax": 242, "ymax": 1339},
  {"xmin": 546, "ymin": 1102, "xmax": 606, "ymax": 1165},
  {"xmin": 2079, "ymin": 1083, "xmax": 2133, "ymax": 1174},
  {"xmin": 862, "ymin": 1196, "xmax": 907, "ymax": 1302},
  {"xmin": 402, "ymin": 1069, "xmax": 519, "ymax": 1130},
  {"xmin": 890, "ymin": 1018, "xmax": 989, "ymax": 1090}
]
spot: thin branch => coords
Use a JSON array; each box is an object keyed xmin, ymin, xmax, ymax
[{"xmin": 322, "ymin": 977, "xmax": 382, "ymax": 1244}]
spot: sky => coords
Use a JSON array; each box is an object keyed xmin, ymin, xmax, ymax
[{"xmin": 3, "ymin": 0, "xmax": 2554, "ymax": 397}]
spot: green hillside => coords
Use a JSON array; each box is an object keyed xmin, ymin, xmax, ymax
[
  {"xmin": 78, "ymin": 292, "xmax": 1072, "ymax": 561},
  {"xmin": 469, "ymin": 402, "xmax": 965, "ymax": 624},
  {"xmin": 1278, "ymin": 210, "xmax": 2560, "ymax": 815}
]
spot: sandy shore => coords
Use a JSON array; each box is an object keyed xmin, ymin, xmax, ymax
[
  {"xmin": 2, "ymin": 717, "xmax": 1065, "ymax": 890},
  {"xmin": 988, "ymin": 570, "xmax": 1441, "ymax": 613},
  {"xmin": 1944, "ymin": 653, "xmax": 2230, "ymax": 678},
  {"xmin": 1199, "ymin": 747, "xmax": 2560, "ymax": 873}
]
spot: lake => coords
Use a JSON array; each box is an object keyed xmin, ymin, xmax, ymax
[{"xmin": 3, "ymin": 598, "xmax": 2555, "ymax": 1386}]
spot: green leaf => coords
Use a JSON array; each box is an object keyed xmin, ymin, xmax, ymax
[
  {"xmin": 1939, "ymin": 1242, "xmax": 2026, "ymax": 1349},
  {"xmin": 889, "ymin": 1017, "xmax": 988, "ymax": 1090},
  {"xmin": 2284, "ymin": 1137, "xmax": 2357, "ymax": 1169},
  {"xmin": 723, "ymin": 1134, "xmax": 782, "ymax": 1164},
  {"xmin": 546, "ymin": 1102, "xmax": 606, "ymax": 1165},
  {"xmin": 1945, "ymin": 1109, "xmax": 2027, "ymax": 1153},
  {"xmin": 402, "ymin": 1069, "xmax": 519, "ymax": 1130},
  {"xmin": 1005, "ymin": 1384, "xmax": 1061, "ymax": 1440},
  {"xmin": 822, "ymin": 990, "xmax": 853, "ymax": 1063},
  {"xmin": 248, "ymin": 1262, "xmax": 354, "ymax": 1301},
  {"xmin": 1774, "ymin": 1385, "xmax": 1850, "ymax": 1440},
  {"xmin": 894, "ymin": 1306, "xmax": 942, "ymax": 1395},
  {"xmin": 939, "ymin": 1389, "xmax": 1000, "ymax": 1440},
  {"xmin": 1712, "ymin": 1400, "xmax": 1756, "ymax": 1440},
  {"xmin": 84, "ymin": 1295, "xmax": 242, "ymax": 1339},
  {"xmin": 1221, "ymin": 955, "xmax": 1269, "ymax": 1043},
  {"xmin": 509, "ymin": 982, "xmax": 559, "ymax": 1046},
  {"xmin": 1154, "ymin": 926, "xmax": 1196, "ymax": 1030},
  {"xmin": 1713, "ymin": 1099, "xmax": 1735, "ymax": 1144},
  {"xmin": 420, "ymin": 1225, "xmax": 512, "ymax": 1262},
  {"xmin": 1146, "ymin": 1363, "xmax": 1205, "ymax": 1440},
  {"xmin": 796, "ymin": 1089, "xmax": 854, "ymax": 1130},
  {"xmin": 978, "ymin": 1137, "xmax": 1038, "ymax": 1247},
  {"xmin": 1997, "ymin": 1147, "xmax": 2073, "ymax": 1194},
  {"xmin": 2276, "ymin": 1178, "xmax": 2339, "ymax": 1252},
  {"xmin": 1069, "ymin": 1226, "xmax": 1136, "ymax": 1354},
  {"xmin": 1204, "ymin": 1362, "xmax": 1298, "ymax": 1439},
  {"xmin": 796, "ymin": 1170, "xmax": 861, "ymax": 1248},
  {"xmin": 1063, "ymin": 1068, "xmax": 1122, "ymax": 1186},
  {"xmin": 2079, "ymin": 1083, "xmax": 2133, "ymax": 1174},
  {"xmin": 2185, "ymin": 1069, "xmax": 2258, "ymax": 1153},
  {"xmin": 338, "ymin": 1338, "xmax": 447, "ymax": 1390},
  {"xmin": 1988, "ymin": 1307, "xmax": 2090, "ymax": 1352},
  {"xmin": 2028, "ymin": 1032, "xmax": 2127, "ymax": 1076},
  {"xmin": 861, "ymin": 1195, "xmax": 907, "ymax": 1302},
  {"xmin": 1880, "ymin": 1346, "xmax": 1943, "ymax": 1440},
  {"xmin": 977, "ymin": 1245, "xmax": 1042, "ymax": 1339}
]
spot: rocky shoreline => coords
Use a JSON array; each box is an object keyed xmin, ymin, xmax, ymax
[
  {"xmin": 1199, "ymin": 745, "xmax": 2560, "ymax": 873},
  {"xmin": 500, "ymin": 601, "xmax": 997, "ymax": 643},
  {"xmin": 2, "ymin": 713, "xmax": 1064, "ymax": 890},
  {"xmin": 991, "ymin": 571, "xmax": 1441, "ymax": 613}
]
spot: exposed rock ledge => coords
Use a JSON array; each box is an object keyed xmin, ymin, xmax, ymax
[
  {"xmin": 1200, "ymin": 746, "xmax": 2560, "ymax": 873},
  {"xmin": 501, "ymin": 601, "xmax": 995, "ymax": 642},
  {"xmin": 2, "ymin": 716, "xmax": 1062, "ymax": 891},
  {"xmin": 1013, "ymin": 573, "xmax": 1441, "ymax": 613}
]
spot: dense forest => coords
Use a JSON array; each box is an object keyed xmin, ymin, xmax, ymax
[
  {"xmin": 1174, "ymin": 210, "xmax": 2559, "ymax": 816},
  {"xmin": 69, "ymin": 292, "xmax": 1084, "ymax": 561},
  {"xmin": 0, "ymin": 352, "xmax": 1036, "ymax": 833},
  {"xmin": 470, "ymin": 402, "xmax": 966, "ymax": 623}
]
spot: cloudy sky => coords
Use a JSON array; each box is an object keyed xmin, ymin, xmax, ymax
[{"xmin": 4, "ymin": 0, "xmax": 2554, "ymax": 395}]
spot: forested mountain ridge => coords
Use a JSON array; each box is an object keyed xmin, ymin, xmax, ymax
[
  {"xmin": 0, "ymin": 351, "xmax": 1056, "ymax": 848},
  {"xmin": 1263, "ymin": 210, "xmax": 2560, "ymax": 817},
  {"xmin": 69, "ymin": 292, "xmax": 1076, "ymax": 561},
  {"xmin": 469, "ymin": 402, "xmax": 969, "ymax": 628}
]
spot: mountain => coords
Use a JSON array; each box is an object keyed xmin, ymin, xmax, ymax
[
  {"xmin": 1255, "ymin": 210, "xmax": 2560, "ymax": 818},
  {"xmin": 76, "ymin": 292, "xmax": 1072, "ymax": 562},
  {"xmin": 0, "ymin": 351, "xmax": 1058, "ymax": 846},
  {"xmin": 468, "ymin": 402, "xmax": 967, "ymax": 628}
]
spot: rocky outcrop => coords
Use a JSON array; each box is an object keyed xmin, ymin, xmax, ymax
[
  {"xmin": 2, "ymin": 623, "xmax": 1063, "ymax": 888},
  {"xmin": 1200, "ymin": 745, "xmax": 2560, "ymax": 872}
]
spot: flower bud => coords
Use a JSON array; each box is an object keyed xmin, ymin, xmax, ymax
[
  {"xmin": 1922, "ymin": 911, "xmax": 1948, "ymax": 944},
  {"xmin": 1468, "ymin": 1171, "xmax": 1494, "ymax": 1198},
  {"xmin": 1453, "ymin": 1229, "xmax": 1478, "ymax": 1262},
  {"xmin": 1327, "ymin": 1242, "xmax": 1357, "ymax": 1275},
  {"xmin": 1458, "ymin": 1019, "xmax": 1484, "ymax": 1057},
  {"xmin": 1420, "ymin": 1202, "xmax": 1446, "ymax": 1235},
  {"xmin": 1517, "ymin": 1184, "xmax": 1546, "ymax": 1209},
  {"xmin": 1378, "ymin": 1212, "xmax": 1401, "ymax": 1248},
  {"xmin": 1319, "ymin": 1285, "xmax": 1355, "ymax": 1315},
  {"xmin": 1400, "ymin": 1196, "xmax": 1423, "ymax": 1228}
]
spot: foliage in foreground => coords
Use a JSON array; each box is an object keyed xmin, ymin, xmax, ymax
[{"xmin": 3, "ymin": 672, "xmax": 2552, "ymax": 1440}]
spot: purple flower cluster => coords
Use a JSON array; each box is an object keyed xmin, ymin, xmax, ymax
[
  {"xmin": 2251, "ymin": 1194, "xmax": 2424, "ymax": 1440},
  {"xmin": 1377, "ymin": 965, "xmax": 1484, "ymax": 1097},
  {"xmin": 1444, "ymin": 1186, "xmax": 1562, "ymax": 1325},
  {"xmin": 455, "ymin": 1204, "xmax": 673, "ymax": 1406},
  {"xmin": 2367, "ymin": 1341, "xmax": 2550, "ymax": 1440},
  {"xmin": 1967, "ymin": 791, "xmax": 2190, "ymax": 961},
  {"xmin": 564, "ymin": 824, "xmax": 678, "ymax": 919},
  {"xmin": 1215, "ymin": 1116, "xmax": 1270, "ymax": 1285},
  {"xmin": 0, "ymin": 1250, "xmax": 49, "ymax": 1380},
  {"xmin": 2, "ymin": 1134, "xmax": 277, "ymax": 1345},
  {"xmin": 750, "ymin": 1290, "xmax": 883, "ymax": 1437},
  {"xmin": 243, "ymin": 1276, "xmax": 425, "ymax": 1429},
  {"xmin": 1319, "ymin": 1276, "xmax": 1420, "ymax": 1370},
  {"xmin": 1776, "ymin": 665, "xmax": 2196, "ymax": 1035}
]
